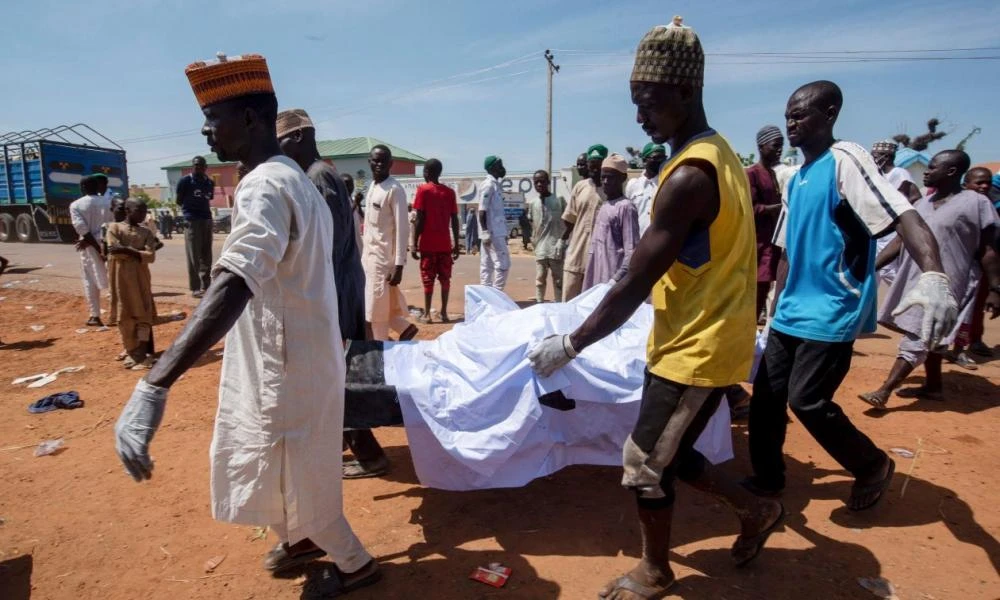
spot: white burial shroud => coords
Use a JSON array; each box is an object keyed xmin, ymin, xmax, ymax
[{"xmin": 383, "ymin": 283, "xmax": 763, "ymax": 491}]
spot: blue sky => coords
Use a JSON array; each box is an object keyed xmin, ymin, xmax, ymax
[{"xmin": 3, "ymin": 0, "xmax": 998, "ymax": 186}]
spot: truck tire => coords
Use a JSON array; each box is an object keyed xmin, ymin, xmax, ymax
[
  {"xmin": 0, "ymin": 214, "xmax": 15, "ymax": 242},
  {"xmin": 15, "ymin": 213, "xmax": 37, "ymax": 242}
]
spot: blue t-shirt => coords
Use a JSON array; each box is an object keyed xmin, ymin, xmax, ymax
[
  {"xmin": 176, "ymin": 174, "xmax": 214, "ymax": 220},
  {"xmin": 771, "ymin": 141, "xmax": 913, "ymax": 343}
]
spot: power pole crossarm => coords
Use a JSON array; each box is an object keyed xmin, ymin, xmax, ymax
[{"xmin": 544, "ymin": 49, "xmax": 559, "ymax": 178}]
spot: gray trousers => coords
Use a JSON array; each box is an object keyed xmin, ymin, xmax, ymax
[
  {"xmin": 535, "ymin": 258, "xmax": 564, "ymax": 302},
  {"xmin": 185, "ymin": 219, "xmax": 213, "ymax": 293}
]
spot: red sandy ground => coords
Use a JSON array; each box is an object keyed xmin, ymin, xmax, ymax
[{"xmin": 1, "ymin": 287, "xmax": 998, "ymax": 600}]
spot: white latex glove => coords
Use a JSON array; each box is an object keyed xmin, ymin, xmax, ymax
[
  {"xmin": 481, "ymin": 229, "xmax": 492, "ymax": 244},
  {"xmin": 554, "ymin": 239, "xmax": 567, "ymax": 261},
  {"xmin": 114, "ymin": 379, "xmax": 168, "ymax": 482},
  {"xmin": 891, "ymin": 271, "xmax": 958, "ymax": 349},
  {"xmin": 527, "ymin": 334, "xmax": 579, "ymax": 378}
]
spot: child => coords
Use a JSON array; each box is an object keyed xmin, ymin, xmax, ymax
[
  {"xmin": 106, "ymin": 199, "xmax": 157, "ymax": 369},
  {"xmin": 104, "ymin": 197, "xmax": 127, "ymax": 328}
]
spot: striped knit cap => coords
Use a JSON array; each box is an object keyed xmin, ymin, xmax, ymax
[
  {"xmin": 185, "ymin": 52, "xmax": 274, "ymax": 108},
  {"xmin": 630, "ymin": 17, "xmax": 704, "ymax": 88},
  {"xmin": 872, "ymin": 140, "xmax": 898, "ymax": 154}
]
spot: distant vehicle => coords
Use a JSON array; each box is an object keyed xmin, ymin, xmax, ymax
[
  {"xmin": 172, "ymin": 214, "xmax": 188, "ymax": 234},
  {"xmin": 0, "ymin": 124, "xmax": 127, "ymax": 243},
  {"xmin": 213, "ymin": 208, "xmax": 232, "ymax": 234}
]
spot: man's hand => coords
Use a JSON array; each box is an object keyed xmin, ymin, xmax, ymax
[
  {"xmin": 75, "ymin": 239, "xmax": 88, "ymax": 251},
  {"xmin": 891, "ymin": 271, "xmax": 958, "ymax": 348},
  {"xmin": 114, "ymin": 379, "xmax": 168, "ymax": 482},
  {"xmin": 527, "ymin": 334, "xmax": 579, "ymax": 378},
  {"xmin": 554, "ymin": 239, "xmax": 567, "ymax": 261},
  {"xmin": 386, "ymin": 265, "xmax": 404, "ymax": 286},
  {"xmin": 411, "ymin": 250, "xmax": 421, "ymax": 261},
  {"xmin": 986, "ymin": 290, "xmax": 1000, "ymax": 320},
  {"xmin": 452, "ymin": 244, "xmax": 460, "ymax": 261}
]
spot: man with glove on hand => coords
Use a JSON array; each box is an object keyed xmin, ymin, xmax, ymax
[
  {"xmin": 746, "ymin": 81, "xmax": 956, "ymax": 513},
  {"xmin": 528, "ymin": 20, "xmax": 784, "ymax": 599},
  {"xmin": 859, "ymin": 149, "xmax": 999, "ymax": 407},
  {"xmin": 114, "ymin": 53, "xmax": 380, "ymax": 596}
]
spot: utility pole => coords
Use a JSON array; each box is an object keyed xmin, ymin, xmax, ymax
[{"xmin": 544, "ymin": 49, "xmax": 559, "ymax": 177}]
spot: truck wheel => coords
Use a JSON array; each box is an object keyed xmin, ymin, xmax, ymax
[
  {"xmin": 15, "ymin": 213, "xmax": 37, "ymax": 242},
  {"xmin": 0, "ymin": 214, "xmax": 15, "ymax": 242}
]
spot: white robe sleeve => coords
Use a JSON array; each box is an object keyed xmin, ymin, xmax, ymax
[
  {"xmin": 391, "ymin": 184, "xmax": 409, "ymax": 267},
  {"xmin": 213, "ymin": 174, "xmax": 291, "ymax": 297}
]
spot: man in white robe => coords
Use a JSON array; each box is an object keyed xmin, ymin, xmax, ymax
[
  {"xmin": 113, "ymin": 53, "xmax": 380, "ymax": 596},
  {"xmin": 69, "ymin": 174, "xmax": 110, "ymax": 326},
  {"xmin": 361, "ymin": 144, "xmax": 418, "ymax": 341}
]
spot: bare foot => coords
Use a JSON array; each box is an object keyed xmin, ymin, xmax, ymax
[{"xmin": 598, "ymin": 559, "xmax": 675, "ymax": 599}]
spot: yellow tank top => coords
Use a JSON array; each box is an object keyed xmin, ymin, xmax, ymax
[{"xmin": 646, "ymin": 132, "xmax": 756, "ymax": 387}]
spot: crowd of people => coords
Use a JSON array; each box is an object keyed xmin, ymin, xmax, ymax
[{"xmin": 21, "ymin": 14, "xmax": 988, "ymax": 600}]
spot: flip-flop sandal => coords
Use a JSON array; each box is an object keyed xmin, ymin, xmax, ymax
[
  {"xmin": 848, "ymin": 458, "xmax": 895, "ymax": 512},
  {"xmin": 115, "ymin": 351, "xmax": 128, "ymax": 361},
  {"xmin": 304, "ymin": 560, "xmax": 382, "ymax": 597},
  {"xmin": 263, "ymin": 542, "xmax": 326, "ymax": 573},
  {"xmin": 343, "ymin": 457, "xmax": 389, "ymax": 479},
  {"xmin": 857, "ymin": 392, "xmax": 889, "ymax": 410},
  {"xmin": 598, "ymin": 574, "xmax": 675, "ymax": 599},
  {"xmin": 896, "ymin": 387, "xmax": 943, "ymax": 401},
  {"xmin": 732, "ymin": 503, "xmax": 786, "ymax": 567},
  {"xmin": 123, "ymin": 356, "xmax": 138, "ymax": 369}
]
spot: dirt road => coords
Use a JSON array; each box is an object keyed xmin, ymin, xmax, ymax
[{"xmin": 0, "ymin": 246, "xmax": 998, "ymax": 599}]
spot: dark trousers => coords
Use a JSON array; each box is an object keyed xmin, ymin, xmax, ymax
[
  {"xmin": 185, "ymin": 219, "xmax": 213, "ymax": 293},
  {"xmin": 749, "ymin": 329, "xmax": 884, "ymax": 489}
]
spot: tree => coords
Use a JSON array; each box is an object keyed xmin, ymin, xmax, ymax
[
  {"xmin": 737, "ymin": 152, "xmax": 756, "ymax": 167},
  {"xmin": 893, "ymin": 118, "xmax": 947, "ymax": 152}
]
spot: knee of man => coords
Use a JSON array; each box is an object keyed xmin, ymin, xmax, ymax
[{"xmin": 675, "ymin": 450, "xmax": 707, "ymax": 483}]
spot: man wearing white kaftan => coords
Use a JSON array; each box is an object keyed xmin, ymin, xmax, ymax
[
  {"xmin": 362, "ymin": 174, "xmax": 411, "ymax": 340},
  {"xmin": 206, "ymin": 156, "xmax": 370, "ymax": 569},
  {"xmin": 69, "ymin": 177, "xmax": 110, "ymax": 323}
]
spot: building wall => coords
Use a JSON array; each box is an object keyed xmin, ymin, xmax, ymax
[{"xmin": 164, "ymin": 158, "xmax": 420, "ymax": 203}]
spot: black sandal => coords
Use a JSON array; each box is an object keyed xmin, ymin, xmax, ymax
[
  {"xmin": 848, "ymin": 458, "xmax": 895, "ymax": 512},
  {"xmin": 732, "ymin": 503, "xmax": 786, "ymax": 567}
]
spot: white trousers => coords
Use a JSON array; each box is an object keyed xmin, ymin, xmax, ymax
[
  {"xmin": 371, "ymin": 315, "xmax": 412, "ymax": 341},
  {"xmin": 78, "ymin": 246, "xmax": 108, "ymax": 318},
  {"xmin": 479, "ymin": 236, "xmax": 511, "ymax": 290},
  {"xmin": 270, "ymin": 515, "xmax": 371, "ymax": 573}
]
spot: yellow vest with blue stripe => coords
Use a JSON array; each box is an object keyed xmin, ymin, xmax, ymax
[{"xmin": 646, "ymin": 131, "xmax": 756, "ymax": 387}]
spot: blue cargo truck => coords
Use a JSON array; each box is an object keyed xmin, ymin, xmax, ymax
[{"xmin": 0, "ymin": 124, "xmax": 127, "ymax": 243}]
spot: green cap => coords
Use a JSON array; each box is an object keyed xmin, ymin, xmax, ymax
[
  {"xmin": 640, "ymin": 142, "xmax": 665, "ymax": 158},
  {"xmin": 586, "ymin": 144, "xmax": 608, "ymax": 159},
  {"xmin": 91, "ymin": 172, "xmax": 109, "ymax": 180},
  {"xmin": 484, "ymin": 155, "xmax": 500, "ymax": 170}
]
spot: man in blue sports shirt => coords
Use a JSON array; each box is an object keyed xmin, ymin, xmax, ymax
[{"xmin": 746, "ymin": 81, "xmax": 958, "ymax": 512}]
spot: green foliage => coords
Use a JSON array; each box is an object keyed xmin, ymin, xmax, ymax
[{"xmin": 737, "ymin": 152, "xmax": 756, "ymax": 167}]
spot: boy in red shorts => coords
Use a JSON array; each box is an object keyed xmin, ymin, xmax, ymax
[{"xmin": 412, "ymin": 158, "xmax": 460, "ymax": 323}]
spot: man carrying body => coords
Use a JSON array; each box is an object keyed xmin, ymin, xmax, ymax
[
  {"xmin": 478, "ymin": 155, "xmax": 510, "ymax": 290},
  {"xmin": 583, "ymin": 154, "xmax": 639, "ymax": 290},
  {"xmin": 746, "ymin": 125, "xmax": 785, "ymax": 321},
  {"xmin": 561, "ymin": 144, "xmax": 608, "ymax": 301},
  {"xmin": 362, "ymin": 145, "xmax": 418, "ymax": 341},
  {"xmin": 858, "ymin": 151, "xmax": 999, "ymax": 407},
  {"xmin": 412, "ymin": 158, "xmax": 460, "ymax": 323},
  {"xmin": 528, "ymin": 22, "xmax": 784, "ymax": 598},
  {"xmin": 69, "ymin": 175, "xmax": 110, "ymax": 327},
  {"xmin": 176, "ymin": 155, "xmax": 215, "ymax": 298},
  {"xmin": 113, "ymin": 53, "xmax": 379, "ymax": 595},
  {"xmin": 276, "ymin": 109, "xmax": 388, "ymax": 479},
  {"xmin": 746, "ymin": 81, "xmax": 956, "ymax": 512},
  {"xmin": 107, "ymin": 199, "xmax": 158, "ymax": 370},
  {"xmin": 625, "ymin": 142, "xmax": 666, "ymax": 236},
  {"xmin": 528, "ymin": 170, "xmax": 566, "ymax": 302}
]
